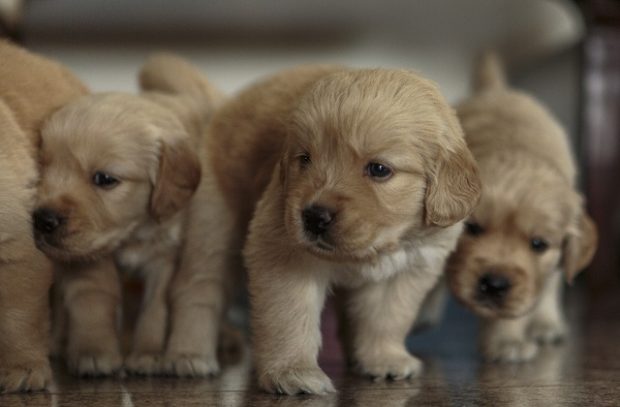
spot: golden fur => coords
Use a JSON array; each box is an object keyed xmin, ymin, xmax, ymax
[
  {"xmin": 34, "ymin": 54, "xmax": 229, "ymax": 377},
  {"xmin": 207, "ymin": 66, "xmax": 481, "ymax": 394},
  {"xmin": 0, "ymin": 40, "xmax": 86, "ymax": 392},
  {"xmin": 447, "ymin": 54, "xmax": 597, "ymax": 362}
]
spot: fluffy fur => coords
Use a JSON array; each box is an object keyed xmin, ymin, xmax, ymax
[
  {"xmin": 447, "ymin": 54, "xmax": 597, "ymax": 362},
  {"xmin": 34, "ymin": 54, "xmax": 229, "ymax": 377},
  {"xmin": 0, "ymin": 40, "xmax": 87, "ymax": 392},
  {"xmin": 207, "ymin": 65, "xmax": 481, "ymax": 394}
]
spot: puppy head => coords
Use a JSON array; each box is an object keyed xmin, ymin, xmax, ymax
[
  {"xmin": 279, "ymin": 69, "xmax": 480, "ymax": 262},
  {"xmin": 447, "ymin": 159, "xmax": 597, "ymax": 318},
  {"xmin": 33, "ymin": 93, "xmax": 200, "ymax": 261}
]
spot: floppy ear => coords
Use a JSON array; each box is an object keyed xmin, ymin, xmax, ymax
[
  {"xmin": 150, "ymin": 139, "xmax": 202, "ymax": 221},
  {"xmin": 424, "ymin": 114, "xmax": 481, "ymax": 227},
  {"xmin": 562, "ymin": 211, "xmax": 598, "ymax": 283}
]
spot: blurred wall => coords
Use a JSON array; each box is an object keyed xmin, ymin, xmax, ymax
[{"xmin": 20, "ymin": 0, "xmax": 584, "ymax": 146}]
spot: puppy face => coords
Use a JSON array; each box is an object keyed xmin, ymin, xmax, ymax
[
  {"xmin": 33, "ymin": 93, "xmax": 200, "ymax": 261},
  {"xmin": 447, "ymin": 157, "xmax": 597, "ymax": 318},
  {"xmin": 279, "ymin": 70, "xmax": 480, "ymax": 262}
]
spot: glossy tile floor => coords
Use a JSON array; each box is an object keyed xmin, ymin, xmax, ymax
[{"xmin": 3, "ymin": 283, "xmax": 620, "ymax": 407}]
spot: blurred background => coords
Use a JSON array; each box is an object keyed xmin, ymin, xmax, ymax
[{"xmin": 1, "ymin": 0, "xmax": 616, "ymax": 302}]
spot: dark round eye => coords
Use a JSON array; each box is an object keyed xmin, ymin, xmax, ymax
[
  {"xmin": 92, "ymin": 171, "xmax": 119, "ymax": 189},
  {"xmin": 465, "ymin": 221, "xmax": 484, "ymax": 236},
  {"xmin": 298, "ymin": 153, "xmax": 311, "ymax": 168},
  {"xmin": 366, "ymin": 162, "xmax": 392, "ymax": 179},
  {"xmin": 530, "ymin": 237, "xmax": 549, "ymax": 253}
]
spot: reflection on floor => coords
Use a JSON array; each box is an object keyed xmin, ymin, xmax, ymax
[{"xmin": 3, "ymin": 285, "xmax": 620, "ymax": 407}]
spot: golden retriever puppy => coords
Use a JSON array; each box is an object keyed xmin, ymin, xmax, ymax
[
  {"xmin": 0, "ymin": 40, "xmax": 87, "ymax": 392},
  {"xmin": 447, "ymin": 54, "xmax": 597, "ymax": 362},
  {"xmin": 139, "ymin": 56, "xmax": 239, "ymax": 378},
  {"xmin": 207, "ymin": 65, "xmax": 482, "ymax": 394},
  {"xmin": 33, "ymin": 55, "xmax": 224, "ymax": 377}
]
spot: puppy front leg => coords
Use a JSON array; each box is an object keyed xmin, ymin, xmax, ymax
[
  {"xmin": 527, "ymin": 271, "xmax": 566, "ymax": 345},
  {"xmin": 62, "ymin": 258, "xmax": 122, "ymax": 376},
  {"xmin": 125, "ymin": 254, "xmax": 175, "ymax": 375},
  {"xmin": 0, "ymin": 253, "xmax": 53, "ymax": 392},
  {"xmin": 346, "ymin": 270, "xmax": 437, "ymax": 380},
  {"xmin": 250, "ymin": 261, "xmax": 333, "ymax": 395},
  {"xmin": 481, "ymin": 315, "xmax": 538, "ymax": 362}
]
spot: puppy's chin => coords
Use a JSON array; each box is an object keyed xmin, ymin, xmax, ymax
[
  {"xmin": 34, "ymin": 232, "xmax": 114, "ymax": 263},
  {"xmin": 301, "ymin": 240, "xmax": 374, "ymax": 263},
  {"xmin": 463, "ymin": 299, "xmax": 535, "ymax": 320},
  {"xmin": 284, "ymin": 208, "xmax": 400, "ymax": 263},
  {"xmin": 297, "ymin": 230, "xmax": 401, "ymax": 263}
]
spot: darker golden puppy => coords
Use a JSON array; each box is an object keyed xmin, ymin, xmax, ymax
[
  {"xmin": 207, "ymin": 65, "xmax": 481, "ymax": 394},
  {"xmin": 33, "ymin": 55, "xmax": 225, "ymax": 377},
  {"xmin": 0, "ymin": 40, "xmax": 87, "ymax": 392},
  {"xmin": 447, "ymin": 54, "xmax": 597, "ymax": 362}
]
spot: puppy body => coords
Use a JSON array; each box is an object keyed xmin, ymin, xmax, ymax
[
  {"xmin": 36, "ymin": 56, "xmax": 228, "ymax": 377},
  {"xmin": 208, "ymin": 66, "xmax": 481, "ymax": 394},
  {"xmin": 0, "ymin": 40, "xmax": 86, "ymax": 392},
  {"xmin": 448, "ymin": 54, "xmax": 597, "ymax": 362}
]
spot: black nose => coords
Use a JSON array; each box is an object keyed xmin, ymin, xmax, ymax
[
  {"xmin": 478, "ymin": 273, "xmax": 511, "ymax": 302},
  {"xmin": 302, "ymin": 205, "xmax": 334, "ymax": 236},
  {"xmin": 33, "ymin": 208, "xmax": 64, "ymax": 234}
]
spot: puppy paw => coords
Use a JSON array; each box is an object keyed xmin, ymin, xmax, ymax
[
  {"xmin": 125, "ymin": 353, "xmax": 163, "ymax": 376},
  {"xmin": 357, "ymin": 353, "xmax": 423, "ymax": 381},
  {"xmin": 68, "ymin": 352, "xmax": 122, "ymax": 377},
  {"xmin": 163, "ymin": 354, "xmax": 220, "ymax": 377},
  {"xmin": 0, "ymin": 362, "xmax": 51, "ymax": 393},
  {"xmin": 259, "ymin": 366, "xmax": 335, "ymax": 395},
  {"xmin": 483, "ymin": 338, "xmax": 539, "ymax": 362},
  {"xmin": 528, "ymin": 319, "xmax": 566, "ymax": 345}
]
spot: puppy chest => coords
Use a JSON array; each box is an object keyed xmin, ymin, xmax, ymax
[
  {"xmin": 334, "ymin": 248, "xmax": 436, "ymax": 285},
  {"xmin": 115, "ymin": 222, "xmax": 182, "ymax": 275}
]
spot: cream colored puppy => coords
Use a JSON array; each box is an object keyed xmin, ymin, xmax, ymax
[
  {"xmin": 207, "ymin": 66, "xmax": 481, "ymax": 394},
  {"xmin": 447, "ymin": 54, "xmax": 597, "ymax": 362},
  {"xmin": 0, "ymin": 40, "xmax": 87, "ymax": 392},
  {"xmin": 141, "ymin": 57, "xmax": 239, "ymax": 378},
  {"xmin": 33, "ymin": 55, "xmax": 226, "ymax": 377}
]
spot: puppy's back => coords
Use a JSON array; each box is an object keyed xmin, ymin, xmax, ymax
[
  {"xmin": 0, "ymin": 40, "xmax": 87, "ymax": 150},
  {"xmin": 207, "ymin": 65, "xmax": 341, "ymax": 224},
  {"xmin": 458, "ymin": 53, "xmax": 576, "ymax": 185},
  {"xmin": 138, "ymin": 54, "xmax": 225, "ymax": 144}
]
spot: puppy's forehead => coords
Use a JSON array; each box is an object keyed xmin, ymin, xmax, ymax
[
  {"xmin": 290, "ymin": 69, "xmax": 447, "ymax": 155},
  {"xmin": 476, "ymin": 169, "xmax": 576, "ymax": 239},
  {"xmin": 42, "ymin": 93, "xmax": 162, "ymax": 175}
]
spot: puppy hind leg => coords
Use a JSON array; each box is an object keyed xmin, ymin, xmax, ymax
[
  {"xmin": 49, "ymin": 280, "xmax": 67, "ymax": 358},
  {"xmin": 63, "ymin": 258, "xmax": 122, "ymax": 377},
  {"xmin": 333, "ymin": 289, "xmax": 355, "ymax": 367},
  {"xmin": 125, "ymin": 254, "xmax": 175, "ymax": 376}
]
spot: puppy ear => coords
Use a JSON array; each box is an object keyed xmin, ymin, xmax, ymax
[
  {"xmin": 150, "ymin": 139, "xmax": 201, "ymax": 221},
  {"xmin": 424, "ymin": 115, "xmax": 481, "ymax": 227},
  {"xmin": 562, "ymin": 210, "xmax": 598, "ymax": 283}
]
